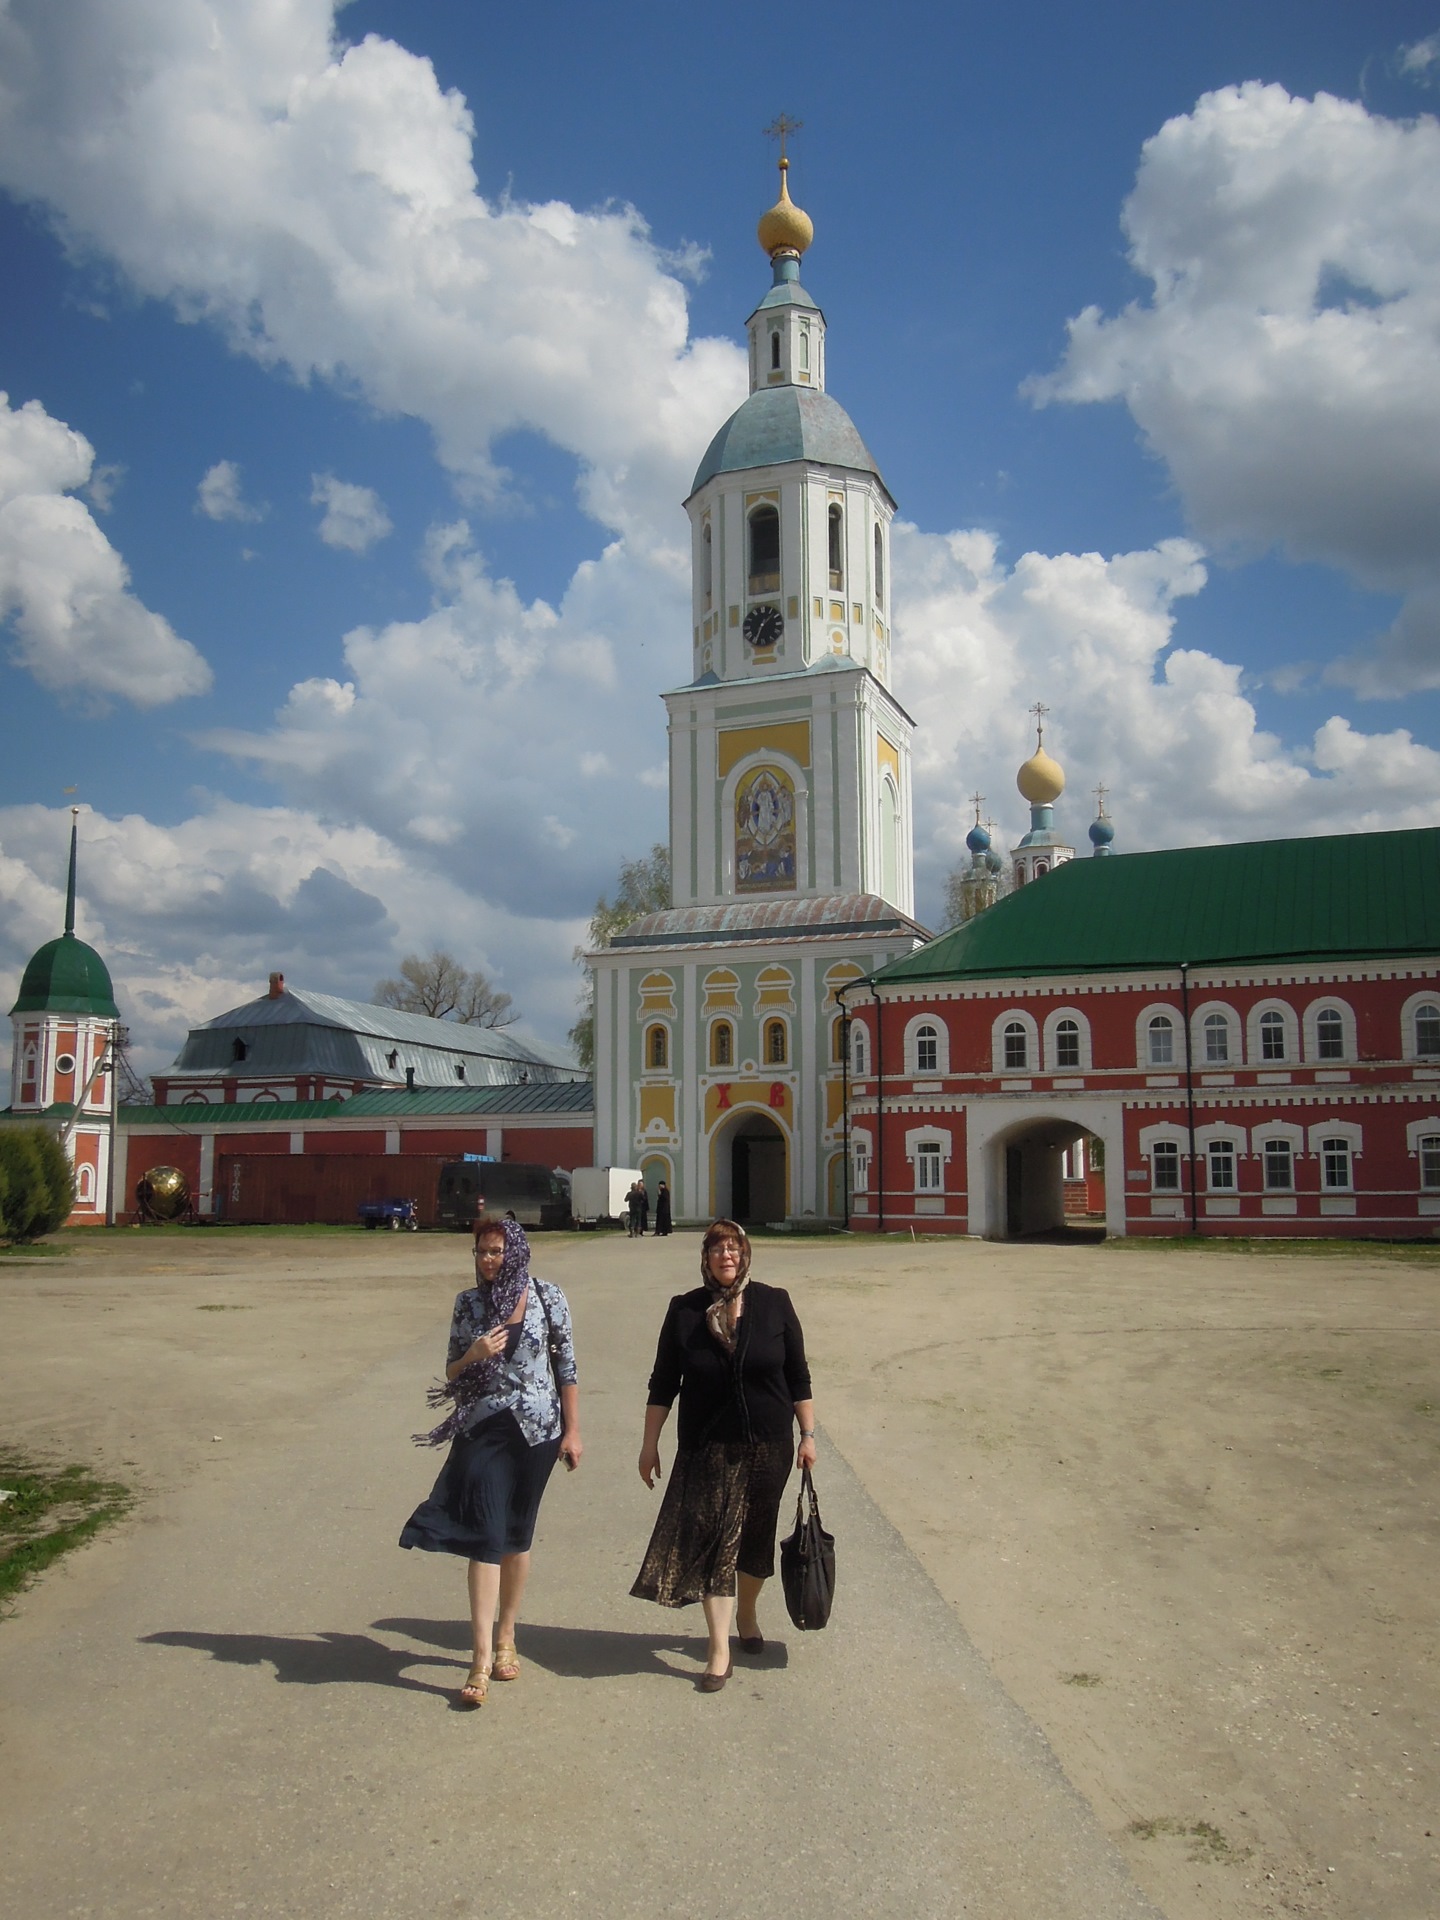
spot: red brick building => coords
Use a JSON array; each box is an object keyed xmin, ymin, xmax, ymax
[{"xmin": 841, "ymin": 826, "xmax": 1440, "ymax": 1239}]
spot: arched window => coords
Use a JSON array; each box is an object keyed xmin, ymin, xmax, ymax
[
  {"xmin": 770, "ymin": 330, "xmax": 781, "ymax": 371},
  {"xmin": 1419, "ymin": 1134, "xmax": 1440, "ymax": 1191},
  {"xmin": 850, "ymin": 1023, "xmax": 870, "ymax": 1076},
  {"xmin": 1054, "ymin": 1018, "xmax": 1081, "ymax": 1069},
  {"xmin": 646, "ymin": 1025, "xmax": 668, "ymax": 1070},
  {"xmin": 1259, "ymin": 1009, "xmax": 1287, "ymax": 1062},
  {"xmin": 1321, "ymin": 1136, "xmax": 1353, "ymax": 1190},
  {"xmin": 879, "ymin": 777, "xmax": 900, "ymax": 904},
  {"xmin": 1418, "ymin": 1003, "xmax": 1440, "ymax": 1059},
  {"xmin": 1207, "ymin": 1140, "xmax": 1236, "ymax": 1191},
  {"xmin": 764, "ymin": 1019, "xmax": 787, "ymax": 1065},
  {"xmin": 455, "ymin": 1063, "xmax": 466, "ymax": 1081},
  {"xmin": 1203, "ymin": 1012, "xmax": 1230, "ymax": 1064},
  {"xmin": 873, "ymin": 523, "xmax": 885, "ymax": 608},
  {"xmin": 832, "ymin": 1015, "xmax": 847, "ymax": 1064},
  {"xmin": 1035, "ymin": 859, "xmax": 1049, "ymax": 877},
  {"xmin": 1152, "ymin": 1141, "xmax": 1181, "ymax": 1192},
  {"xmin": 1316, "ymin": 1008, "xmax": 1344, "ymax": 1059},
  {"xmin": 711, "ymin": 1021, "xmax": 734, "ymax": 1068},
  {"xmin": 915, "ymin": 1023, "xmax": 939, "ymax": 1074},
  {"xmin": 702, "ymin": 523, "xmax": 713, "ymax": 606},
  {"xmin": 828, "ymin": 504, "xmax": 844, "ymax": 589},
  {"xmin": 1148, "ymin": 1015, "xmax": 1175, "ymax": 1066},
  {"xmin": 748, "ymin": 505, "xmax": 780, "ymax": 595},
  {"xmin": 1003, "ymin": 1021, "xmax": 1027, "ymax": 1071},
  {"xmin": 231, "ymin": 1037, "xmax": 247, "ymax": 1062},
  {"xmin": 799, "ymin": 327, "xmax": 810, "ymax": 372}
]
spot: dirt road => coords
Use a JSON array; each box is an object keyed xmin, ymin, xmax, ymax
[{"xmin": 2, "ymin": 1226, "xmax": 1437, "ymax": 1917}]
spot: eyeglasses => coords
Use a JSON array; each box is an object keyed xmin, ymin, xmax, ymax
[{"xmin": 707, "ymin": 1238, "xmax": 742, "ymax": 1255}]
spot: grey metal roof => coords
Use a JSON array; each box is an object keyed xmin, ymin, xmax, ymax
[
  {"xmin": 689, "ymin": 388, "xmax": 890, "ymax": 500},
  {"xmin": 611, "ymin": 893, "xmax": 929, "ymax": 951},
  {"xmin": 751, "ymin": 281, "xmax": 820, "ymax": 314},
  {"xmin": 167, "ymin": 985, "xmax": 583, "ymax": 1087}
]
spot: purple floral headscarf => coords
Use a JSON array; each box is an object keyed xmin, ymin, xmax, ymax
[{"xmin": 413, "ymin": 1217, "xmax": 532, "ymax": 1448}]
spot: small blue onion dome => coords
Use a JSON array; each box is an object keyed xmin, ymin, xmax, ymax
[
  {"xmin": 985, "ymin": 848, "xmax": 1004, "ymax": 874},
  {"xmin": 1089, "ymin": 814, "xmax": 1115, "ymax": 850},
  {"xmin": 965, "ymin": 820, "xmax": 992, "ymax": 855}
]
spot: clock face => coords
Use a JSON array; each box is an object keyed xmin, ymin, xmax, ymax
[{"xmin": 743, "ymin": 603, "xmax": 784, "ymax": 649}]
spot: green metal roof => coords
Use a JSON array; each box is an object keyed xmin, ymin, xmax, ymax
[
  {"xmin": 116, "ymin": 1083, "xmax": 594, "ymax": 1127},
  {"xmin": 874, "ymin": 827, "xmax": 1440, "ymax": 987},
  {"xmin": 689, "ymin": 387, "xmax": 889, "ymax": 500},
  {"xmin": 10, "ymin": 933, "xmax": 119, "ymax": 1018}
]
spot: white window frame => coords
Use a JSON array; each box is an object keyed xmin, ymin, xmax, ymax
[
  {"xmin": 1307, "ymin": 1119, "xmax": 1362, "ymax": 1191},
  {"xmin": 761, "ymin": 1016, "xmax": 790, "ymax": 1068},
  {"xmin": 1402, "ymin": 990, "xmax": 1440, "ymax": 1062},
  {"xmin": 850, "ymin": 1127, "xmax": 873, "ymax": 1194},
  {"xmin": 1303, "ymin": 996, "xmax": 1355, "ymax": 1064},
  {"xmin": 1247, "ymin": 999, "xmax": 1298, "ymax": 1066},
  {"xmin": 904, "ymin": 1126, "xmax": 952, "ymax": 1194},
  {"xmin": 1195, "ymin": 1121, "xmax": 1247, "ymax": 1193},
  {"xmin": 904, "ymin": 1013, "xmax": 949, "ymax": 1078},
  {"xmin": 1043, "ymin": 1006, "xmax": 1091, "ymax": 1073},
  {"xmin": 1136, "ymin": 1002, "xmax": 1180, "ymax": 1068},
  {"xmin": 1193, "ymin": 1001, "xmax": 1240, "ymax": 1068},
  {"xmin": 1138, "ymin": 1122, "xmax": 1189, "ymax": 1193},
  {"xmin": 992, "ymin": 1009, "xmax": 1039, "ymax": 1075},
  {"xmin": 1253, "ymin": 1121, "xmax": 1304, "ymax": 1192},
  {"xmin": 1417, "ymin": 1134, "xmax": 1440, "ymax": 1192},
  {"xmin": 848, "ymin": 1019, "xmax": 870, "ymax": 1077}
]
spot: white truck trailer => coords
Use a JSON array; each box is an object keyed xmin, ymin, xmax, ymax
[{"xmin": 570, "ymin": 1166, "xmax": 643, "ymax": 1228}]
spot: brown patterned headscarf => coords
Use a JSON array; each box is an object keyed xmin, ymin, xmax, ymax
[{"xmin": 701, "ymin": 1218, "xmax": 752, "ymax": 1354}]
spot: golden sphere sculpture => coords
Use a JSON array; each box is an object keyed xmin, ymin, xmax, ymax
[{"xmin": 136, "ymin": 1165, "xmax": 191, "ymax": 1223}]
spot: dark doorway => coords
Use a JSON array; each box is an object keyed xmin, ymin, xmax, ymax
[
  {"xmin": 1005, "ymin": 1147, "xmax": 1023, "ymax": 1237},
  {"xmin": 723, "ymin": 1111, "xmax": 787, "ymax": 1225}
]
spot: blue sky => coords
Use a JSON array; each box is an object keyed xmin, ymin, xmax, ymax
[{"xmin": 2, "ymin": 0, "xmax": 1439, "ymax": 1091}]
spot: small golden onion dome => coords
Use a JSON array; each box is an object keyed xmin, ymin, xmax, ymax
[
  {"xmin": 1017, "ymin": 745, "xmax": 1065, "ymax": 806},
  {"xmin": 757, "ymin": 158, "xmax": 814, "ymax": 258}
]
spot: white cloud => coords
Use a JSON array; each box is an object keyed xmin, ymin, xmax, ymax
[
  {"xmin": 890, "ymin": 524, "xmax": 1440, "ymax": 912},
  {"xmin": 1032, "ymin": 82, "xmax": 1440, "ymax": 694},
  {"xmin": 0, "ymin": 392, "xmax": 212, "ymax": 705},
  {"xmin": 85, "ymin": 461, "xmax": 123, "ymax": 512},
  {"xmin": 1400, "ymin": 34, "xmax": 1440, "ymax": 78},
  {"xmin": 0, "ymin": 3, "xmax": 745, "ymax": 554},
  {"xmin": 310, "ymin": 472, "xmax": 392, "ymax": 552},
  {"xmin": 196, "ymin": 459, "xmax": 267, "ymax": 524}
]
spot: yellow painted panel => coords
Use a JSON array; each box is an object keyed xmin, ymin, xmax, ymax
[
  {"xmin": 876, "ymin": 736, "xmax": 901, "ymax": 783},
  {"xmin": 826, "ymin": 1078, "xmax": 847, "ymax": 1128},
  {"xmin": 639, "ymin": 1085, "xmax": 676, "ymax": 1132},
  {"xmin": 718, "ymin": 720, "xmax": 812, "ymax": 778},
  {"xmin": 704, "ymin": 1080, "xmax": 791, "ymax": 1130}
]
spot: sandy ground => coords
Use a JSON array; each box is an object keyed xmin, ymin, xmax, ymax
[{"xmin": 1, "ymin": 1225, "xmax": 1437, "ymax": 1918}]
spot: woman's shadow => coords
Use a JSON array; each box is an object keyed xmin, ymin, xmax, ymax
[{"xmin": 141, "ymin": 1619, "xmax": 785, "ymax": 1703}]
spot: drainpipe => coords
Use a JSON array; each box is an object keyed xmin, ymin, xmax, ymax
[
  {"xmin": 875, "ymin": 988, "xmax": 887, "ymax": 1235},
  {"xmin": 836, "ymin": 983, "xmax": 852, "ymax": 1230},
  {"xmin": 1180, "ymin": 962, "xmax": 1199, "ymax": 1237}
]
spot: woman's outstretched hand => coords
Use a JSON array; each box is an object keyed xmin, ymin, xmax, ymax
[
  {"xmin": 560, "ymin": 1430, "xmax": 583, "ymax": 1472},
  {"xmin": 797, "ymin": 1434, "xmax": 817, "ymax": 1472},
  {"xmin": 638, "ymin": 1444, "xmax": 662, "ymax": 1489}
]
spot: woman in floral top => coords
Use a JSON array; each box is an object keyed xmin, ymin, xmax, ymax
[{"xmin": 400, "ymin": 1215, "xmax": 581, "ymax": 1707}]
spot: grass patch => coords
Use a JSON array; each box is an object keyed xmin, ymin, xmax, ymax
[
  {"xmin": 196, "ymin": 1304, "xmax": 252, "ymax": 1312},
  {"xmin": 1062, "ymin": 1671, "xmax": 1103, "ymax": 1687},
  {"xmin": 1112, "ymin": 1235, "xmax": 1440, "ymax": 1262},
  {"xmin": 0, "ymin": 1456, "xmax": 135, "ymax": 1611},
  {"xmin": 1127, "ymin": 1817, "xmax": 1239, "ymax": 1862},
  {"xmin": 0, "ymin": 1241, "xmax": 68, "ymax": 1258}
]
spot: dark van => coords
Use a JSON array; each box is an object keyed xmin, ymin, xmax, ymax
[{"xmin": 435, "ymin": 1159, "xmax": 573, "ymax": 1231}]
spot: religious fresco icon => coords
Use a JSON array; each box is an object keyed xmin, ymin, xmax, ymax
[{"xmin": 735, "ymin": 765, "xmax": 796, "ymax": 892}]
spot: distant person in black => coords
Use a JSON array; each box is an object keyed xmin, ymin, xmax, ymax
[
  {"xmin": 637, "ymin": 1182, "xmax": 650, "ymax": 1236},
  {"xmin": 654, "ymin": 1181, "xmax": 672, "ymax": 1236},
  {"xmin": 631, "ymin": 1219, "xmax": 816, "ymax": 1690},
  {"xmin": 626, "ymin": 1181, "xmax": 642, "ymax": 1238}
]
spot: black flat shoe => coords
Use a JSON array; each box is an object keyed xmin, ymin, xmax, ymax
[
  {"xmin": 738, "ymin": 1634, "xmax": 765, "ymax": 1655},
  {"xmin": 699, "ymin": 1661, "xmax": 733, "ymax": 1693}
]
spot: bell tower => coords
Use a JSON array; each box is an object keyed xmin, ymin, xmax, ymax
[{"xmin": 668, "ymin": 151, "xmax": 915, "ymax": 914}]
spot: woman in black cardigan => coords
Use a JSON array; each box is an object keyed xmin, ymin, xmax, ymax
[{"xmin": 631, "ymin": 1218, "xmax": 816, "ymax": 1690}]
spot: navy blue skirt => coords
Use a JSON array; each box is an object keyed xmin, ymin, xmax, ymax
[{"xmin": 399, "ymin": 1412, "xmax": 560, "ymax": 1562}]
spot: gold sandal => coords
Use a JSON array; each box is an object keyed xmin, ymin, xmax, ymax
[
  {"xmin": 459, "ymin": 1661, "xmax": 491, "ymax": 1708},
  {"xmin": 492, "ymin": 1643, "xmax": 520, "ymax": 1682}
]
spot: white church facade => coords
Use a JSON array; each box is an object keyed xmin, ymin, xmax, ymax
[{"xmin": 590, "ymin": 159, "xmax": 926, "ymax": 1224}]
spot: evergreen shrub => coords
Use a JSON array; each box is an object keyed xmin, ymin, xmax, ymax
[{"xmin": 0, "ymin": 1127, "xmax": 75, "ymax": 1241}]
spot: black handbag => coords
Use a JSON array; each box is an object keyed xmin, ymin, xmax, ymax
[{"xmin": 779, "ymin": 1466, "xmax": 835, "ymax": 1631}]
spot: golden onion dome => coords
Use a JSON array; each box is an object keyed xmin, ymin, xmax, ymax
[
  {"xmin": 757, "ymin": 158, "xmax": 814, "ymax": 258},
  {"xmin": 1017, "ymin": 745, "xmax": 1065, "ymax": 806}
]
